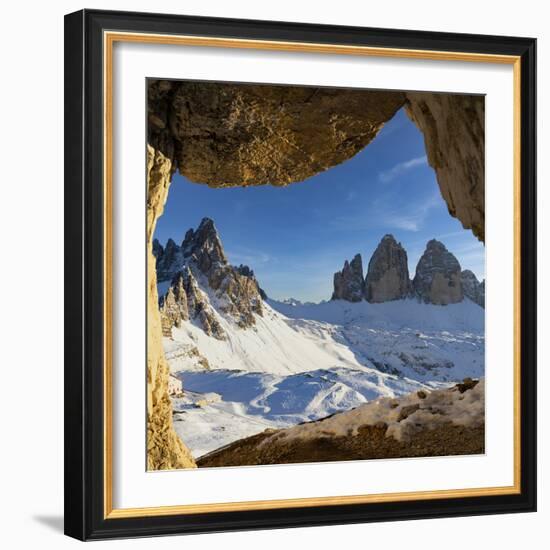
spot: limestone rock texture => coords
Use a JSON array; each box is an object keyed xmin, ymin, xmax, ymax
[
  {"xmin": 146, "ymin": 80, "xmax": 486, "ymax": 469},
  {"xmin": 461, "ymin": 269, "xmax": 485, "ymax": 308},
  {"xmin": 332, "ymin": 254, "xmax": 365, "ymax": 302},
  {"xmin": 413, "ymin": 240, "xmax": 463, "ymax": 305},
  {"xmin": 405, "ymin": 93, "xmax": 485, "ymax": 241},
  {"xmin": 151, "ymin": 80, "xmax": 406, "ymax": 187},
  {"xmin": 160, "ymin": 268, "xmax": 226, "ymax": 340},
  {"xmin": 365, "ymin": 234, "xmax": 410, "ymax": 303},
  {"xmin": 147, "ymin": 145, "xmax": 196, "ymax": 470},
  {"xmin": 159, "ymin": 275, "xmax": 189, "ymax": 337}
]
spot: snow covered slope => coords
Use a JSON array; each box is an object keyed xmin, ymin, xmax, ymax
[
  {"xmin": 268, "ymin": 297, "xmax": 485, "ymax": 383},
  {"xmin": 163, "ymin": 292, "xmax": 484, "ymax": 458}
]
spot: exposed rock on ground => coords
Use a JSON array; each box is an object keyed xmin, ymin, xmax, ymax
[
  {"xmin": 461, "ymin": 269, "xmax": 485, "ymax": 308},
  {"xmin": 365, "ymin": 234, "xmax": 410, "ymax": 303},
  {"xmin": 332, "ymin": 254, "xmax": 365, "ymax": 302},
  {"xmin": 197, "ymin": 379, "xmax": 484, "ymax": 467},
  {"xmin": 413, "ymin": 239, "xmax": 463, "ymax": 305}
]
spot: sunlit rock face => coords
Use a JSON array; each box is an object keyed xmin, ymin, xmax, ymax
[
  {"xmin": 147, "ymin": 144, "xmax": 196, "ymax": 470},
  {"xmin": 156, "ymin": 218, "xmax": 264, "ymax": 335},
  {"xmin": 413, "ymin": 240, "xmax": 463, "ymax": 305},
  {"xmin": 332, "ymin": 254, "xmax": 365, "ymax": 302},
  {"xmin": 365, "ymin": 235, "xmax": 410, "ymax": 303},
  {"xmin": 149, "ymin": 80, "xmax": 407, "ymax": 186},
  {"xmin": 405, "ymin": 93, "xmax": 485, "ymax": 241}
]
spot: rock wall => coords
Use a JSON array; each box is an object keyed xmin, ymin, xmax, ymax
[
  {"xmin": 405, "ymin": 93, "xmax": 485, "ymax": 241},
  {"xmin": 147, "ymin": 145, "xmax": 196, "ymax": 470}
]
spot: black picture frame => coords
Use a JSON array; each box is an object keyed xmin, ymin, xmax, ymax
[{"xmin": 64, "ymin": 8, "xmax": 537, "ymax": 541}]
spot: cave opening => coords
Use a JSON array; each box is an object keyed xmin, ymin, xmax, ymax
[
  {"xmin": 153, "ymin": 106, "xmax": 484, "ymax": 304},
  {"xmin": 146, "ymin": 80, "xmax": 486, "ymax": 470}
]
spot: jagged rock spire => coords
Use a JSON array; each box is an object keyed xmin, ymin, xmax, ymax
[
  {"xmin": 182, "ymin": 217, "xmax": 228, "ymax": 272},
  {"xmin": 157, "ymin": 217, "xmax": 265, "ymax": 336},
  {"xmin": 332, "ymin": 254, "xmax": 364, "ymax": 302},
  {"xmin": 413, "ymin": 239, "xmax": 463, "ymax": 305},
  {"xmin": 365, "ymin": 234, "xmax": 410, "ymax": 303}
]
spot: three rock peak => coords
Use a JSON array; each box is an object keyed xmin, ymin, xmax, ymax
[{"xmin": 333, "ymin": 234, "xmax": 484, "ymax": 307}]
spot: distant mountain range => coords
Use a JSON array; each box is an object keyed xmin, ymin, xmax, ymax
[
  {"xmin": 153, "ymin": 218, "xmax": 485, "ymax": 459},
  {"xmin": 154, "ymin": 218, "xmax": 485, "ymax": 331},
  {"xmin": 332, "ymin": 234, "xmax": 484, "ymax": 307}
]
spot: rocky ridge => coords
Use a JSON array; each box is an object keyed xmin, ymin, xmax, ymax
[
  {"xmin": 461, "ymin": 269, "xmax": 485, "ymax": 308},
  {"xmin": 332, "ymin": 235, "xmax": 484, "ymax": 307},
  {"xmin": 156, "ymin": 218, "xmax": 264, "ymax": 337}
]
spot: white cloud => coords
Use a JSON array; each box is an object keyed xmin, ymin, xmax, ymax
[
  {"xmin": 226, "ymin": 248, "xmax": 272, "ymax": 266},
  {"xmin": 378, "ymin": 155, "xmax": 428, "ymax": 183},
  {"xmin": 384, "ymin": 191, "xmax": 441, "ymax": 232}
]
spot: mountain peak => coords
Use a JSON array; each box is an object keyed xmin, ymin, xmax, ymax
[
  {"xmin": 156, "ymin": 218, "xmax": 266, "ymax": 337},
  {"xmin": 365, "ymin": 234, "xmax": 410, "ymax": 303},
  {"xmin": 426, "ymin": 238, "xmax": 447, "ymax": 251},
  {"xmin": 181, "ymin": 218, "xmax": 227, "ymax": 272},
  {"xmin": 413, "ymin": 239, "xmax": 462, "ymax": 305},
  {"xmin": 332, "ymin": 253, "xmax": 364, "ymax": 302},
  {"xmin": 198, "ymin": 216, "xmax": 215, "ymax": 229}
]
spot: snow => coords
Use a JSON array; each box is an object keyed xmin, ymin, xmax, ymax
[
  {"xmin": 170, "ymin": 367, "xmax": 431, "ymax": 457},
  {"xmin": 262, "ymin": 379, "xmax": 485, "ymax": 445},
  {"xmin": 163, "ymin": 292, "xmax": 484, "ymax": 458}
]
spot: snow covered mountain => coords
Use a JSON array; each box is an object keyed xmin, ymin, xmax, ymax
[{"xmin": 155, "ymin": 219, "xmax": 485, "ymax": 458}]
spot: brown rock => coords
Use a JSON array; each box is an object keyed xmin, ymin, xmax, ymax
[
  {"xmin": 405, "ymin": 93, "xmax": 485, "ymax": 241},
  {"xmin": 161, "ymin": 81, "xmax": 406, "ymax": 187},
  {"xmin": 397, "ymin": 404, "xmax": 421, "ymax": 422},
  {"xmin": 457, "ymin": 378, "xmax": 479, "ymax": 393},
  {"xmin": 146, "ymin": 145, "xmax": 196, "ymax": 470}
]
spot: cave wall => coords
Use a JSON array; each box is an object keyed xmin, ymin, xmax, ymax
[
  {"xmin": 146, "ymin": 81, "xmax": 485, "ymax": 469},
  {"xmin": 405, "ymin": 92, "xmax": 485, "ymax": 241},
  {"xmin": 146, "ymin": 144, "xmax": 196, "ymax": 470}
]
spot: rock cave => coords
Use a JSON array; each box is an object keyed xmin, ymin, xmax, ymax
[{"xmin": 146, "ymin": 80, "xmax": 485, "ymax": 470}]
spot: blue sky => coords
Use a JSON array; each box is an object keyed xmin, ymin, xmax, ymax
[{"xmin": 154, "ymin": 108, "xmax": 485, "ymax": 302}]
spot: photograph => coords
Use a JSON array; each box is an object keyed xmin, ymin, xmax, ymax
[{"xmin": 147, "ymin": 80, "xmax": 486, "ymax": 470}]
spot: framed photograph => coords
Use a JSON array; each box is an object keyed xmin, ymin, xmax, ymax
[{"xmin": 64, "ymin": 9, "xmax": 536, "ymax": 540}]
